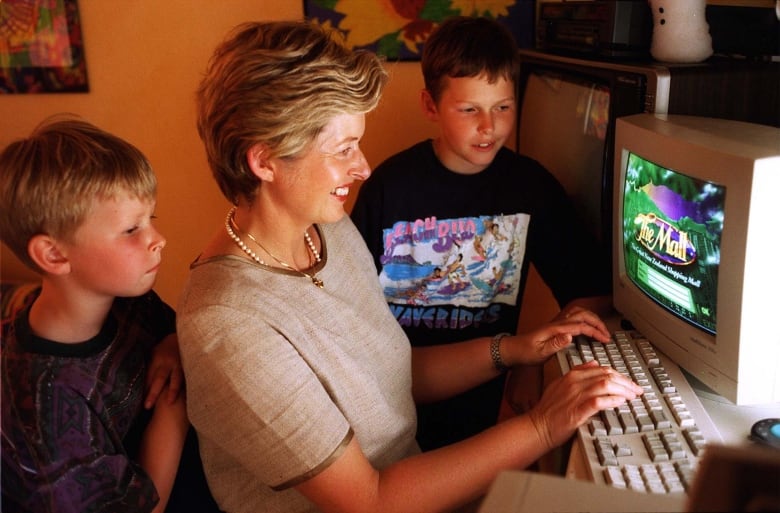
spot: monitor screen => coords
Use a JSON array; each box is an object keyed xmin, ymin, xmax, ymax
[{"xmin": 621, "ymin": 152, "xmax": 725, "ymax": 335}]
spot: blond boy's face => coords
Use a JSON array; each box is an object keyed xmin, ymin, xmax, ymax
[
  {"xmin": 59, "ymin": 193, "xmax": 165, "ymax": 299},
  {"xmin": 425, "ymin": 73, "xmax": 516, "ymax": 175}
]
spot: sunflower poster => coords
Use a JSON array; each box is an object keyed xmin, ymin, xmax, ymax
[{"xmin": 304, "ymin": 0, "xmax": 535, "ymax": 60}]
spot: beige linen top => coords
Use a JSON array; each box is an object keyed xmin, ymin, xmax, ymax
[{"xmin": 177, "ymin": 217, "xmax": 419, "ymax": 513}]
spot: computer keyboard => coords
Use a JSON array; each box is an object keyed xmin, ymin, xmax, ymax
[{"xmin": 557, "ymin": 328, "xmax": 723, "ymax": 495}]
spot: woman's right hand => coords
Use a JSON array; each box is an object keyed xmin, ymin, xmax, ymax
[{"xmin": 526, "ymin": 360, "xmax": 644, "ymax": 451}]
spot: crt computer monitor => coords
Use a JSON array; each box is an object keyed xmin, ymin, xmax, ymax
[{"xmin": 612, "ymin": 113, "xmax": 780, "ymax": 405}]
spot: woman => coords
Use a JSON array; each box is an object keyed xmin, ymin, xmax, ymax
[{"xmin": 177, "ymin": 20, "xmax": 643, "ymax": 513}]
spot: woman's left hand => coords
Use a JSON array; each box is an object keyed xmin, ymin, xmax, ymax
[{"xmin": 503, "ymin": 308, "xmax": 610, "ymax": 366}]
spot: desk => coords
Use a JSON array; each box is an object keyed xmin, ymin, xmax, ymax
[{"xmin": 688, "ymin": 371, "xmax": 780, "ymax": 445}]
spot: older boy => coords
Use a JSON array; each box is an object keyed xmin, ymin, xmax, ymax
[
  {"xmin": 0, "ymin": 118, "xmax": 215, "ymax": 512},
  {"xmin": 351, "ymin": 16, "xmax": 611, "ymax": 451}
]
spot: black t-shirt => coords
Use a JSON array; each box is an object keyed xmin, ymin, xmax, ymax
[{"xmin": 352, "ymin": 140, "xmax": 610, "ymax": 450}]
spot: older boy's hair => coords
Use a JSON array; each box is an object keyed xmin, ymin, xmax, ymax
[
  {"xmin": 0, "ymin": 116, "xmax": 156, "ymax": 271},
  {"xmin": 196, "ymin": 20, "xmax": 388, "ymax": 204},
  {"xmin": 422, "ymin": 16, "xmax": 520, "ymax": 103}
]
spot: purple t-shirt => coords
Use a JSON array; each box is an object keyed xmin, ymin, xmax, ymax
[{"xmin": 1, "ymin": 290, "xmax": 175, "ymax": 513}]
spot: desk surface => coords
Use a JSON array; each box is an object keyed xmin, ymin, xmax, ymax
[{"xmin": 686, "ymin": 370, "xmax": 780, "ymax": 445}]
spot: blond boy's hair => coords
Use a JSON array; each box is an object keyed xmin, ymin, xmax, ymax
[{"xmin": 0, "ymin": 116, "xmax": 156, "ymax": 271}]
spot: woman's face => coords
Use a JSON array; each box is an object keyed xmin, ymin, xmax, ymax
[{"xmin": 271, "ymin": 112, "xmax": 371, "ymax": 226}]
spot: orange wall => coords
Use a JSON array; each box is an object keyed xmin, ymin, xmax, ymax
[{"xmin": 0, "ymin": 2, "xmax": 438, "ymax": 306}]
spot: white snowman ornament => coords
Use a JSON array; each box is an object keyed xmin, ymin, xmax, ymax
[{"xmin": 648, "ymin": 0, "xmax": 713, "ymax": 63}]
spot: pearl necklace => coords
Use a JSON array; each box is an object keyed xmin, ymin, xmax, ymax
[
  {"xmin": 225, "ymin": 207, "xmax": 324, "ymax": 288},
  {"xmin": 304, "ymin": 230, "xmax": 321, "ymax": 263}
]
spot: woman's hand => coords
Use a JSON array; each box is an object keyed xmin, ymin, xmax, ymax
[
  {"xmin": 502, "ymin": 308, "xmax": 610, "ymax": 367},
  {"xmin": 145, "ymin": 333, "xmax": 184, "ymax": 409},
  {"xmin": 526, "ymin": 360, "xmax": 644, "ymax": 450}
]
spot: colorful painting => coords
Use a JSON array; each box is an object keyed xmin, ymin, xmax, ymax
[
  {"xmin": 0, "ymin": 0, "xmax": 89, "ymax": 94},
  {"xmin": 304, "ymin": 0, "xmax": 535, "ymax": 61}
]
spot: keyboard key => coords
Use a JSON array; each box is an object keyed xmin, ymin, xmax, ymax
[
  {"xmin": 623, "ymin": 464, "xmax": 646, "ymax": 492},
  {"xmin": 614, "ymin": 442, "xmax": 632, "ymax": 457},
  {"xmin": 675, "ymin": 460, "xmax": 696, "ymax": 490},
  {"xmin": 603, "ymin": 409, "xmax": 623, "ymax": 435},
  {"xmin": 683, "ymin": 428, "xmax": 707, "ymax": 455},
  {"xmin": 567, "ymin": 353, "xmax": 583, "ymax": 368},
  {"xmin": 643, "ymin": 393, "xmax": 662, "ymax": 411},
  {"xmin": 589, "ymin": 418, "xmax": 607, "ymax": 437},
  {"xmin": 651, "ymin": 408, "xmax": 672, "ymax": 429},
  {"xmin": 619, "ymin": 412, "xmax": 639, "ymax": 434},
  {"xmin": 672, "ymin": 409, "xmax": 696, "ymax": 428},
  {"xmin": 643, "ymin": 433, "xmax": 669, "ymax": 462},
  {"xmin": 604, "ymin": 466, "xmax": 627, "ymax": 488},
  {"xmin": 636, "ymin": 414, "xmax": 655, "ymax": 432},
  {"xmin": 595, "ymin": 436, "xmax": 618, "ymax": 466}
]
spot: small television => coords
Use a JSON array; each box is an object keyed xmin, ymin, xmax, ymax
[
  {"xmin": 515, "ymin": 49, "xmax": 780, "ymax": 270},
  {"xmin": 612, "ymin": 113, "xmax": 780, "ymax": 405}
]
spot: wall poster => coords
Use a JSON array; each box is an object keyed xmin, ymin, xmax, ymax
[
  {"xmin": 0, "ymin": 0, "xmax": 89, "ymax": 94},
  {"xmin": 304, "ymin": 0, "xmax": 535, "ymax": 61}
]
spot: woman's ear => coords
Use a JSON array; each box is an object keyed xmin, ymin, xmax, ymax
[
  {"xmin": 246, "ymin": 142, "xmax": 276, "ymax": 182},
  {"xmin": 27, "ymin": 235, "xmax": 70, "ymax": 276},
  {"xmin": 420, "ymin": 89, "xmax": 439, "ymax": 121}
]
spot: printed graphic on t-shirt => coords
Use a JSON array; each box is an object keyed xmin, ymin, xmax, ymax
[{"xmin": 378, "ymin": 214, "xmax": 529, "ymax": 309}]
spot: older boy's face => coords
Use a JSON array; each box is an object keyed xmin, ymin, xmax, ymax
[
  {"xmin": 426, "ymin": 74, "xmax": 516, "ymax": 175},
  {"xmin": 60, "ymin": 194, "xmax": 166, "ymax": 299}
]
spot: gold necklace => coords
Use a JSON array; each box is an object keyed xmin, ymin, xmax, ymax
[{"xmin": 225, "ymin": 207, "xmax": 324, "ymax": 288}]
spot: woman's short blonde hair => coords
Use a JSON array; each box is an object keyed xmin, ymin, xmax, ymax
[
  {"xmin": 196, "ymin": 20, "xmax": 388, "ymax": 204},
  {"xmin": 0, "ymin": 116, "xmax": 156, "ymax": 271}
]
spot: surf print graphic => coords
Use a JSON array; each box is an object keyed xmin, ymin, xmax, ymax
[{"xmin": 378, "ymin": 214, "xmax": 529, "ymax": 308}]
